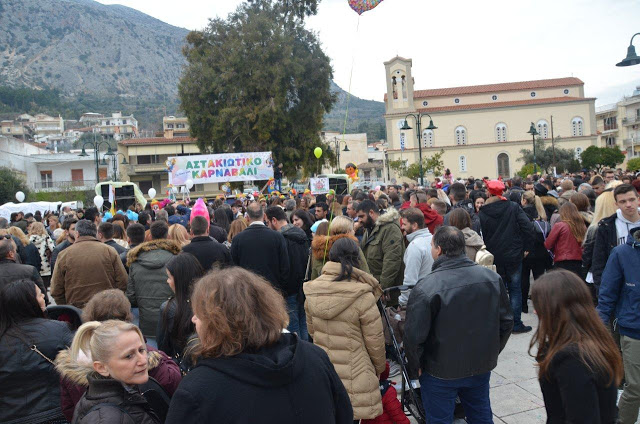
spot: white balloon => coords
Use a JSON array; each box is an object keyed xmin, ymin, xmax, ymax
[
  {"xmin": 94, "ymin": 195, "xmax": 104, "ymax": 209},
  {"xmin": 172, "ymin": 186, "xmax": 179, "ymax": 194},
  {"xmin": 185, "ymin": 179, "xmax": 194, "ymax": 190},
  {"xmin": 15, "ymin": 191, "xmax": 25, "ymax": 203},
  {"xmin": 148, "ymin": 188, "xmax": 156, "ymax": 199}
]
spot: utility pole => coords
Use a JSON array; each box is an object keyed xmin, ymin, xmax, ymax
[{"xmin": 550, "ymin": 115, "xmax": 556, "ymax": 172}]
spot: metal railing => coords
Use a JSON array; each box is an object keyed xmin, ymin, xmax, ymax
[{"xmin": 33, "ymin": 180, "xmax": 97, "ymax": 190}]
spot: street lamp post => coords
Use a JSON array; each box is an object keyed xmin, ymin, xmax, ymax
[
  {"xmin": 110, "ymin": 153, "xmax": 128, "ymax": 181},
  {"xmin": 328, "ymin": 136, "xmax": 350, "ymax": 172},
  {"xmin": 78, "ymin": 138, "xmax": 115, "ymax": 184},
  {"xmin": 616, "ymin": 33, "xmax": 640, "ymax": 67},
  {"xmin": 527, "ymin": 123, "xmax": 539, "ymax": 175},
  {"xmin": 401, "ymin": 113, "xmax": 437, "ymax": 187}
]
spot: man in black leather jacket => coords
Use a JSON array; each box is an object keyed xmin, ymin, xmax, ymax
[{"xmin": 404, "ymin": 226, "xmax": 513, "ymax": 423}]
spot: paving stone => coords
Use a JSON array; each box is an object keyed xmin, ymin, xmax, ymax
[
  {"xmin": 492, "ymin": 351, "xmax": 538, "ymax": 384},
  {"xmin": 490, "ymin": 383, "xmax": 545, "ymax": 418},
  {"xmin": 516, "ymin": 378, "xmax": 544, "ymax": 400},
  {"xmin": 501, "ymin": 407, "xmax": 547, "ymax": 424}
]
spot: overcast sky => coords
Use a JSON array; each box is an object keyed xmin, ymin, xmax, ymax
[{"xmin": 96, "ymin": 0, "xmax": 640, "ymax": 106}]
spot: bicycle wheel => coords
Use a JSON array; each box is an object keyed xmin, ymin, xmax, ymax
[{"xmin": 404, "ymin": 386, "xmax": 426, "ymax": 424}]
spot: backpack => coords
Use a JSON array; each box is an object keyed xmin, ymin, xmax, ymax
[{"xmin": 475, "ymin": 245, "xmax": 496, "ymax": 272}]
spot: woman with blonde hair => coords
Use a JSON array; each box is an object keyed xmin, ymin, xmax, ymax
[
  {"xmin": 28, "ymin": 221, "xmax": 56, "ymax": 288},
  {"xmin": 61, "ymin": 320, "xmax": 160, "ymax": 423},
  {"xmin": 520, "ymin": 190, "xmax": 552, "ymax": 312},
  {"xmin": 168, "ymin": 223, "xmax": 190, "ymax": 247},
  {"xmin": 310, "ymin": 215, "xmax": 369, "ymax": 279},
  {"xmin": 7, "ymin": 226, "xmax": 41, "ymax": 268},
  {"xmin": 545, "ymin": 202, "xmax": 587, "ymax": 276},
  {"xmin": 224, "ymin": 218, "xmax": 247, "ymax": 248},
  {"xmin": 165, "ymin": 267, "xmax": 353, "ymax": 423}
]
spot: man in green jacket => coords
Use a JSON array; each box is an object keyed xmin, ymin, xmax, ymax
[{"xmin": 356, "ymin": 200, "xmax": 405, "ymax": 295}]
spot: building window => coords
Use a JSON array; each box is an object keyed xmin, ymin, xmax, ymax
[
  {"xmin": 422, "ymin": 101, "xmax": 428, "ymax": 107},
  {"xmin": 564, "ymin": 89, "xmax": 569, "ymax": 95},
  {"xmin": 137, "ymin": 155, "xmax": 160, "ymax": 165},
  {"xmin": 537, "ymin": 120, "xmax": 549, "ymax": 139},
  {"xmin": 40, "ymin": 171, "xmax": 53, "ymax": 189},
  {"xmin": 497, "ymin": 153, "xmax": 510, "ymax": 177},
  {"xmin": 422, "ymin": 129, "xmax": 434, "ymax": 148},
  {"xmin": 122, "ymin": 120, "xmax": 127, "ymax": 125},
  {"xmin": 459, "ymin": 155, "xmax": 467, "ymax": 172},
  {"xmin": 604, "ymin": 116, "xmax": 618, "ymax": 131},
  {"xmin": 574, "ymin": 147, "xmax": 583, "ymax": 160},
  {"xmin": 492, "ymin": 95, "xmax": 498, "ymax": 101},
  {"xmin": 495, "ymin": 123, "xmax": 507, "ymax": 142},
  {"xmin": 571, "ymin": 117, "xmax": 584, "ymax": 136},
  {"xmin": 454, "ymin": 98, "xmax": 460, "ymax": 104},
  {"xmin": 455, "ymin": 126, "xmax": 467, "ymax": 145},
  {"xmin": 530, "ymin": 92, "xmax": 536, "ymax": 98},
  {"xmin": 606, "ymin": 136, "xmax": 616, "ymax": 147}
]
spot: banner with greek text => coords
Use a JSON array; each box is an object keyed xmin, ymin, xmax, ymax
[{"xmin": 167, "ymin": 152, "xmax": 274, "ymax": 185}]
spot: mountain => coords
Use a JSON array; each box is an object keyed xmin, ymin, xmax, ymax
[
  {"xmin": 0, "ymin": 0, "xmax": 188, "ymax": 99},
  {"xmin": 0, "ymin": 0, "xmax": 385, "ymax": 138}
]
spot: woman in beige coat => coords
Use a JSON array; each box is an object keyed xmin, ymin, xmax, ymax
[{"xmin": 304, "ymin": 237, "xmax": 386, "ymax": 421}]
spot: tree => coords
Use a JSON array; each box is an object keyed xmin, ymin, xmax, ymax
[
  {"xmin": 580, "ymin": 146, "xmax": 625, "ymax": 172},
  {"xmin": 517, "ymin": 163, "xmax": 536, "ymax": 178},
  {"xmin": 393, "ymin": 150, "xmax": 445, "ymax": 182},
  {"xmin": 178, "ymin": 0, "xmax": 335, "ymax": 178},
  {"xmin": 519, "ymin": 138, "xmax": 579, "ymax": 174},
  {"xmin": 0, "ymin": 167, "xmax": 30, "ymax": 205},
  {"xmin": 627, "ymin": 157, "xmax": 640, "ymax": 172}
]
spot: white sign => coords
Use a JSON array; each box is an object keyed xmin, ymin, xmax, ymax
[
  {"xmin": 309, "ymin": 177, "xmax": 330, "ymax": 194},
  {"xmin": 167, "ymin": 151, "xmax": 275, "ymax": 185}
]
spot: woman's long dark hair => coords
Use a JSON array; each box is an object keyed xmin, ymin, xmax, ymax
[
  {"xmin": 291, "ymin": 209, "xmax": 314, "ymax": 239},
  {"xmin": 328, "ymin": 237, "xmax": 361, "ymax": 282},
  {"xmin": 0, "ymin": 279, "xmax": 45, "ymax": 338},
  {"xmin": 214, "ymin": 208, "xmax": 231, "ymax": 233},
  {"xmin": 529, "ymin": 270, "xmax": 623, "ymax": 386},
  {"xmin": 163, "ymin": 253, "xmax": 204, "ymax": 355}
]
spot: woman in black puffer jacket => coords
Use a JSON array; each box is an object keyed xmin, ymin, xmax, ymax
[
  {"xmin": 520, "ymin": 191, "xmax": 552, "ymax": 313},
  {"xmin": 0, "ymin": 279, "xmax": 73, "ymax": 424},
  {"xmin": 70, "ymin": 320, "xmax": 160, "ymax": 424}
]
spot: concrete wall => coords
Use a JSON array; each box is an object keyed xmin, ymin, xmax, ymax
[{"xmin": 0, "ymin": 136, "xmax": 49, "ymax": 180}]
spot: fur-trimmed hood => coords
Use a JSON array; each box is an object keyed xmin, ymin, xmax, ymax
[
  {"xmin": 55, "ymin": 348, "xmax": 164, "ymax": 387},
  {"xmin": 312, "ymin": 233, "xmax": 359, "ymax": 261},
  {"xmin": 375, "ymin": 207, "xmax": 400, "ymax": 227},
  {"xmin": 540, "ymin": 195, "xmax": 559, "ymax": 208},
  {"xmin": 126, "ymin": 239, "xmax": 182, "ymax": 267}
]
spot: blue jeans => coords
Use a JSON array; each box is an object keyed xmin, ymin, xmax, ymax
[
  {"xmin": 419, "ymin": 372, "xmax": 492, "ymax": 424},
  {"xmin": 496, "ymin": 261, "xmax": 524, "ymax": 328},
  {"xmin": 275, "ymin": 178, "xmax": 282, "ymax": 192},
  {"xmin": 286, "ymin": 295, "xmax": 308, "ymax": 341}
]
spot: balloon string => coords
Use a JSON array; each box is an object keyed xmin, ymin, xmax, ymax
[{"xmin": 341, "ymin": 15, "xmax": 360, "ymax": 145}]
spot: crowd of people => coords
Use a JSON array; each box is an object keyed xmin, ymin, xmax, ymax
[{"xmin": 0, "ymin": 166, "xmax": 638, "ymax": 423}]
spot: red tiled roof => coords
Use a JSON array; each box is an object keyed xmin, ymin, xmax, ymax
[
  {"xmin": 413, "ymin": 77, "xmax": 583, "ymax": 99},
  {"xmin": 119, "ymin": 137, "xmax": 196, "ymax": 146},
  {"xmin": 406, "ymin": 96, "xmax": 594, "ymax": 114},
  {"xmin": 383, "ymin": 77, "xmax": 584, "ymax": 101}
]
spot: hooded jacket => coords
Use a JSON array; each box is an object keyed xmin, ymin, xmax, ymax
[
  {"xmin": 462, "ymin": 227, "xmax": 484, "ymax": 262},
  {"xmin": 597, "ymin": 227, "xmax": 640, "ymax": 339},
  {"xmin": 404, "ymin": 255, "xmax": 513, "ymax": 380},
  {"xmin": 56, "ymin": 346, "xmax": 182, "ymax": 422},
  {"xmin": 51, "ymin": 236, "xmax": 128, "ymax": 308},
  {"xmin": 280, "ymin": 224, "xmax": 310, "ymax": 296},
  {"xmin": 403, "ymin": 228, "xmax": 433, "ymax": 287},
  {"xmin": 304, "ymin": 262, "xmax": 385, "ymax": 420},
  {"xmin": 591, "ymin": 212, "xmax": 629, "ymax": 288},
  {"xmin": 311, "ymin": 233, "xmax": 369, "ymax": 280},
  {"xmin": 0, "ymin": 318, "xmax": 73, "ymax": 424},
  {"xmin": 479, "ymin": 199, "xmax": 534, "ymax": 266},
  {"xmin": 71, "ymin": 374, "xmax": 160, "ymax": 424},
  {"xmin": 414, "ymin": 203, "xmax": 444, "ymax": 234},
  {"xmin": 361, "ymin": 208, "xmax": 405, "ymax": 290},
  {"xmin": 126, "ymin": 239, "xmax": 182, "ymax": 336},
  {"xmin": 165, "ymin": 333, "xmax": 354, "ymax": 424}
]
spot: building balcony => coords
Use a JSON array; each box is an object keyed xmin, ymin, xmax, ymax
[
  {"xmin": 33, "ymin": 180, "xmax": 97, "ymax": 192},
  {"xmin": 623, "ymin": 138, "xmax": 639, "ymax": 147},
  {"xmin": 622, "ymin": 116, "xmax": 640, "ymax": 125},
  {"xmin": 128, "ymin": 163, "xmax": 167, "ymax": 174}
]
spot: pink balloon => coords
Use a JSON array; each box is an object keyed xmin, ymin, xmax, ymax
[{"xmin": 190, "ymin": 198, "xmax": 210, "ymax": 223}]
